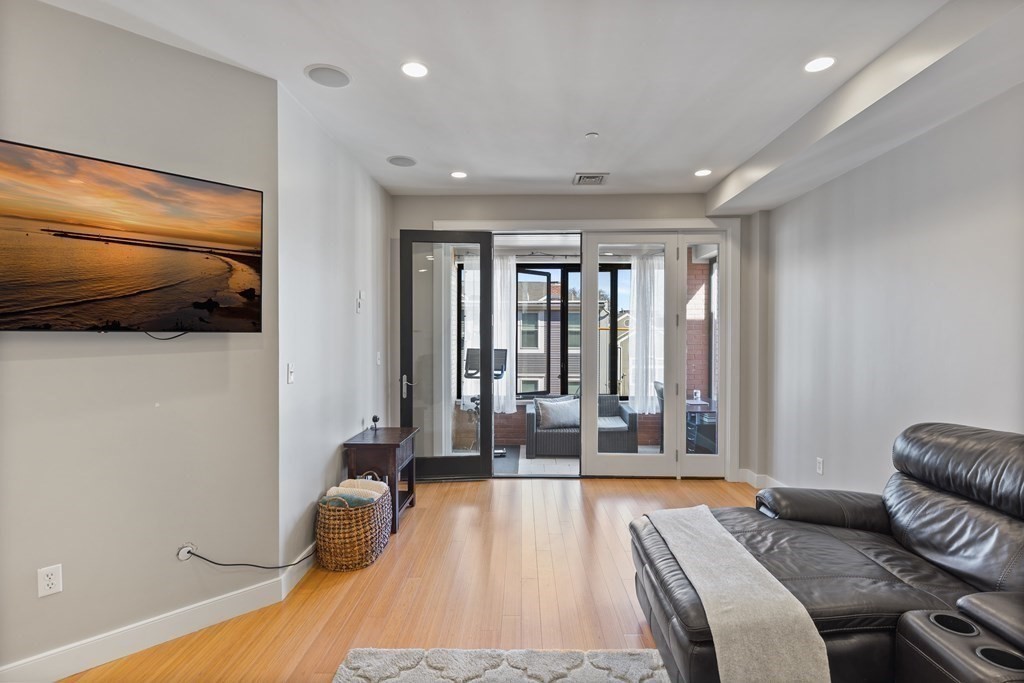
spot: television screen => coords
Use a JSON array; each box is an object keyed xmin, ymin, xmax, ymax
[{"xmin": 0, "ymin": 139, "xmax": 263, "ymax": 332}]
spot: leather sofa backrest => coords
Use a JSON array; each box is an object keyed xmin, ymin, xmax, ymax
[
  {"xmin": 883, "ymin": 423, "xmax": 1024, "ymax": 592},
  {"xmin": 891, "ymin": 423, "xmax": 1024, "ymax": 518}
]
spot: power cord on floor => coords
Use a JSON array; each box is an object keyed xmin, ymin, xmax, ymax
[{"xmin": 186, "ymin": 547, "xmax": 315, "ymax": 570}]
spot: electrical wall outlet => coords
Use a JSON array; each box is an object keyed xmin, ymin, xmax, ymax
[
  {"xmin": 38, "ymin": 564, "xmax": 62, "ymax": 597},
  {"xmin": 815, "ymin": 458, "xmax": 824, "ymax": 476}
]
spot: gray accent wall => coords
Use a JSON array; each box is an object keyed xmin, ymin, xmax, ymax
[
  {"xmin": 765, "ymin": 83, "xmax": 1024, "ymax": 491},
  {"xmin": 0, "ymin": 0, "xmax": 280, "ymax": 665},
  {"xmin": 0, "ymin": 3, "xmax": 395, "ymax": 670}
]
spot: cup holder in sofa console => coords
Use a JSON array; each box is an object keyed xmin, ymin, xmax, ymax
[
  {"xmin": 976, "ymin": 647, "xmax": 1024, "ymax": 672},
  {"xmin": 928, "ymin": 612, "xmax": 979, "ymax": 636}
]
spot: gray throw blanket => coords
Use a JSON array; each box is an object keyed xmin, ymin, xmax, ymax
[{"xmin": 646, "ymin": 505, "xmax": 830, "ymax": 683}]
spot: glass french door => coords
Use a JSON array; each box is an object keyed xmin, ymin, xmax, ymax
[
  {"xmin": 400, "ymin": 230, "xmax": 493, "ymax": 478},
  {"xmin": 580, "ymin": 232, "xmax": 727, "ymax": 477}
]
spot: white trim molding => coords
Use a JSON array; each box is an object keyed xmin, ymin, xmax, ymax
[
  {"xmin": 738, "ymin": 468, "xmax": 787, "ymax": 490},
  {"xmin": 0, "ymin": 543, "xmax": 317, "ymax": 683},
  {"xmin": 433, "ymin": 218, "xmax": 740, "ymax": 233},
  {"xmin": 280, "ymin": 541, "xmax": 317, "ymax": 599}
]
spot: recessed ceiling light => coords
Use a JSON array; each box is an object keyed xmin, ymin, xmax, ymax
[
  {"xmin": 694, "ymin": 169, "xmax": 712, "ymax": 177},
  {"xmin": 401, "ymin": 62, "xmax": 429, "ymax": 78},
  {"xmin": 450, "ymin": 171, "xmax": 468, "ymax": 179},
  {"xmin": 804, "ymin": 57, "xmax": 835, "ymax": 73},
  {"xmin": 584, "ymin": 132, "xmax": 600, "ymax": 141},
  {"xmin": 304, "ymin": 64, "xmax": 351, "ymax": 88},
  {"xmin": 387, "ymin": 155, "xmax": 417, "ymax": 167}
]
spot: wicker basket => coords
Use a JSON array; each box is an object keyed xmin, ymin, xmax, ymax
[{"xmin": 315, "ymin": 489, "xmax": 392, "ymax": 571}]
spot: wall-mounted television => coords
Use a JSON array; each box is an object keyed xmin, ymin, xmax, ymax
[{"xmin": 0, "ymin": 139, "xmax": 263, "ymax": 332}]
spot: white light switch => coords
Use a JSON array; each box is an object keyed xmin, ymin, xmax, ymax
[
  {"xmin": 376, "ymin": 351, "xmax": 382, "ymax": 366},
  {"xmin": 286, "ymin": 363, "xmax": 295, "ymax": 384}
]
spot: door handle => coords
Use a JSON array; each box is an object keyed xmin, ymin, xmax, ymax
[{"xmin": 401, "ymin": 374, "xmax": 417, "ymax": 399}]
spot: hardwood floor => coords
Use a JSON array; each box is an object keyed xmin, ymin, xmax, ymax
[{"xmin": 64, "ymin": 478, "xmax": 756, "ymax": 682}]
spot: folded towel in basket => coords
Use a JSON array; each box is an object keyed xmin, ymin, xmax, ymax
[
  {"xmin": 321, "ymin": 486, "xmax": 376, "ymax": 508},
  {"xmin": 336, "ymin": 478, "xmax": 389, "ymax": 497}
]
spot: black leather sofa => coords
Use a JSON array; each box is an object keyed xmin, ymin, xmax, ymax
[{"xmin": 631, "ymin": 423, "xmax": 1024, "ymax": 682}]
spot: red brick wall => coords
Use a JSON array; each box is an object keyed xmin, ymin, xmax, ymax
[
  {"xmin": 686, "ymin": 250, "xmax": 711, "ymax": 400},
  {"xmin": 638, "ymin": 414, "xmax": 662, "ymax": 446},
  {"xmin": 494, "ymin": 406, "xmax": 527, "ymax": 446}
]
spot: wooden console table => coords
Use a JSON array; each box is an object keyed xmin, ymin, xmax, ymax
[{"xmin": 343, "ymin": 427, "xmax": 418, "ymax": 534}]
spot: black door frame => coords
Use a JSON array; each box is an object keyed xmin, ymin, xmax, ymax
[
  {"xmin": 515, "ymin": 267, "xmax": 553, "ymax": 396},
  {"xmin": 400, "ymin": 230, "xmax": 493, "ymax": 479}
]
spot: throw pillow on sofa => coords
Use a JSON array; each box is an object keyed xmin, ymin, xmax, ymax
[{"xmin": 536, "ymin": 397, "xmax": 580, "ymax": 429}]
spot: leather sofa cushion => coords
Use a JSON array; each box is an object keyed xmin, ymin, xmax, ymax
[
  {"xmin": 884, "ymin": 473, "xmax": 1024, "ymax": 592},
  {"xmin": 630, "ymin": 507, "xmax": 974, "ymax": 643}
]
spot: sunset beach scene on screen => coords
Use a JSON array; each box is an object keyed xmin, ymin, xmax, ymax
[{"xmin": 0, "ymin": 139, "xmax": 263, "ymax": 332}]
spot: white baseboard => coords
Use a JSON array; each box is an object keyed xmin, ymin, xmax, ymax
[
  {"xmin": 0, "ymin": 544, "xmax": 317, "ymax": 682},
  {"xmin": 281, "ymin": 541, "xmax": 316, "ymax": 599},
  {"xmin": 738, "ymin": 468, "xmax": 787, "ymax": 490}
]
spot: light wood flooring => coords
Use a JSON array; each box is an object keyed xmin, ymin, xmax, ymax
[{"xmin": 65, "ymin": 477, "xmax": 756, "ymax": 682}]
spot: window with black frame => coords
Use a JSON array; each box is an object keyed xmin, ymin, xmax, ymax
[
  {"xmin": 515, "ymin": 264, "xmax": 630, "ymax": 399},
  {"xmin": 516, "ymin": 269, "xmax": 552, "ymax": 395},
  {"xmin": 456, "ymin": 262, "xmax": 634, "ymax": 400}
]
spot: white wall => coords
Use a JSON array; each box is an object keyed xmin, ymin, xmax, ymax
[
  {"xmin": 738, "ymin": 212, "xmax": 771, "ymax": 475},
  {"xmin": 277, "ymin": 88, "xmax": 391, "ymax": 567},
  {"xmin": 0, "ymin": 0, "xmax": 279, "ymax": 669},
  {"xmin": 766, "ymin": 83, "xmax": 1024, "ymax": 491}
]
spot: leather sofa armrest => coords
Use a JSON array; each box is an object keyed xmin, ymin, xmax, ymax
[
  {"xmin": 755, "ymin": 487, "xmax": 891, "ymax": 535},
  {"xmin": 956, "ymin": 592, "xmax": 1024, "ymax": 650},
  {"xmin": 619, "ymin": 403, "xmax": 638, "ymax": 431}
]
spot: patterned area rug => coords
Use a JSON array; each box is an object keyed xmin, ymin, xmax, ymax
[{"xmin": 334, "ymin": 648, "xmax": 669, "ymax": 682}]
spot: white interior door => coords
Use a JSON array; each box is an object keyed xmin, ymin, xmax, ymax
[{"xmin": 581, "ymin": 233, "xmax": 679, "ymax": 477}]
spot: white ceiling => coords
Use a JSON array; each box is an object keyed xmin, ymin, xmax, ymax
[{"xmin": 43, "ymin": 0, "xmax": 950, "ymax": 196}]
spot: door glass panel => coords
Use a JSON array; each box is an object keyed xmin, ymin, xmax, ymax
[
  {"xmin": 410, "ymin": 242, "xmax": 482, "ymax": 458},
  {"xmin": 597, "ymin": 269, "xmax": 612, "ymax": 394},
  {"xmin": 516, "ymin": 269, "xmax": 552, "ymax": 394},
  {"xmin": 597, "ymin": 245, "xmax": 664, "ymax": 455},
  {"xmin": 685, "ymin": 244, "xmax": 719, "ymax": 455}
]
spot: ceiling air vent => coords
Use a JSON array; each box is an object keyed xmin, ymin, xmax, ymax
[{"xmin": 573, "ymin": 172, "xmax": 609, "ymax": 186}]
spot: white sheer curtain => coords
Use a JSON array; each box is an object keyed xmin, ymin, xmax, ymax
[
  {"xmin": 629, "ymin": 252, "xmax": 665, "ymax": 414},
  {"xmin": 460, "ymin": 253, "xmax": 480, "ymax": 409},
  {"xmin": 492, "ymin": 255, "xmax": 518, "ymax": 413}
]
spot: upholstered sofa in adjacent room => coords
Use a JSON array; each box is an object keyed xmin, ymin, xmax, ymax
[
  {"xmin": 631, "ymin": 423, "xmax": 1024, "ymax": 682},
  {"xmin": 525, "ymin": 394, "xmax": 638, "ymax": 458}
]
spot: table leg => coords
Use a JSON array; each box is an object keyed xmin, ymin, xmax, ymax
[{"xmin": 390, "ymin": 461, "xmax": 399, "ymax": 534}]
